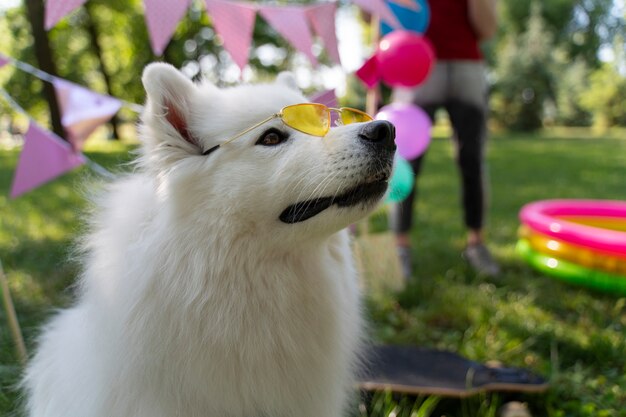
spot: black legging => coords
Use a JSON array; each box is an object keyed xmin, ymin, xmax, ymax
[{"xmin": 390, "ymin": 99, "xmax": 487, "ymax": 233}]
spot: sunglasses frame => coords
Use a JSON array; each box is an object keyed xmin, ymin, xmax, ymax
[{"xmin": 202, "ymin": 103, "xmax": 372, "ymax": 156}]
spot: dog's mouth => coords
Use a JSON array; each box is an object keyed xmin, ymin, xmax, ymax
[{"xmin": 279, "ymin": 171, "xmax": 390, "ymax": 224}]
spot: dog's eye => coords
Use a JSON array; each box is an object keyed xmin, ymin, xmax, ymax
[{"xmin": 257, "ymin": 128, "xmax": 288, "ymax": 146}]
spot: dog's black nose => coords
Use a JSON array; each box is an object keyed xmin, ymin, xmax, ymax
[{"xmin": 359, "ymin": 120, "xmax": 396, "ymax": 152}]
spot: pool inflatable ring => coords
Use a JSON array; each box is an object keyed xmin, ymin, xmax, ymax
[
  {"xmin": 519, "ymin": 200, "xmax": 626, "ymax": 258},
  {"xmin": 519, "ymin": 226, "xmax": 626, "ymax": 275},
  {"xmin": 518, "ymin": 199, "xmax": 626, "ymax": 293},
  {"xmin": 517, "ymin": 240, "xmax": 626, "ymax": 295}
]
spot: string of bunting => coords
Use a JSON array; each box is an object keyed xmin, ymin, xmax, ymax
[
  {"xmin": 0, "ymin": 57, "xmax": 116, "ymax": 198},
  {"xmin": 0, "ymin": 52, "xmax": 141, "ymax": 150},
  {"xmin": 0, "ymin": 87, "xmax": 116, "ymax": 196},
  {"xmin": 43, "ymin": 0, "xmax": 407, "ymax": 69},
  {"xmin": 0, "ymin": 53, "xmax": 340, "ymax": 199}
]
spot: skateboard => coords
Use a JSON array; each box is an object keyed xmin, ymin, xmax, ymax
[{"xmin": 358, "ymin": 345, "xmax": 549, "ymax": 398}]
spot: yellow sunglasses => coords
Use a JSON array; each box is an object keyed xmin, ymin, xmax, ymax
[{"xmin": 202, "ymin": 103, "xmax": 373, "ymax": 156}]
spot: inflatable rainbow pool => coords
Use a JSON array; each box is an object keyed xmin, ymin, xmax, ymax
[{"xmin": 517, "ymin": 199, "xmax": 626, "ymax": 294}]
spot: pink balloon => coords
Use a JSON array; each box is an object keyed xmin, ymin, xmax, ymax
[
  {"xmin": 376, "ymin": 103, "xmax": 432, "ymax": 160},
  {"xmin": 377, "ymin": 30, "xmax": 435, "ymax": 88}
]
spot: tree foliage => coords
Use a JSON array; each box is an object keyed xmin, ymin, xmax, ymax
[
  {"xmin": 497, "ymin": 0, "xmax": 623, "ymax": 68},
  {"xmin": 490, "ymin": 0, "xmax": 626, "ymax": 130},
  {"xmin": 580, "ymin": 62, "xmax": 626, "ymax": 129},
  {"xmin": 553, "ymin": 58, "xmax": 593, "ymax": 127},
  {"xmin": 491, "ymin": 4, "xmax": 556, "ymax": 131}
]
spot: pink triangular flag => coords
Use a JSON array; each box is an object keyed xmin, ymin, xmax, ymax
[
  {"xmin": 52, "ymin": 78, "xmax": 122, "ymax": 151},
  {"xmin": 306, "ymin": 3, "xmax": 341, "ymax": 66},
  {"xmin": 45, "ymin": 0, "xmax": 88, "ymax": 30},
  {"xmin": 205, "ymin": 0, "xmax": 257, "ymax": 71},
  {"xmin": 10, "ymin": 122, "xmax": 86, "ymax": 198},
  {"xmin": 144, "ymin": 0, "xmax": 191, "ymax": 56},
  {"xmin": 309, "ymin": 89, "xmax": 339, "ymax": 125},
  {"xmin": 309, "ymin": 89, "xmax": 338, "ymax": 108},
  {"xmin": 259, "ymin": 6, "xmax": 318, "ymax": 66},
  {"xmin": 355, "ymin": 55, "xmax": 381, "ymax": 88},
  {"xmin": 0, "ymin": 54, "xmax": 9, "ymax": 68},
  {"xmin": 352, "ymin": 0, "xmax": 400, "ymax": 28}
]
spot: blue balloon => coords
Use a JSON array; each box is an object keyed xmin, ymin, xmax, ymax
[{"xmin": 380, "ymin": 0, "xmax": 430, "ymax": 36}]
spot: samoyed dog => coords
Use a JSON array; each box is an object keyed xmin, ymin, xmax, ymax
[{"xmin": 23, "ymin": 63, "xmax": 396, "ymax": 417}]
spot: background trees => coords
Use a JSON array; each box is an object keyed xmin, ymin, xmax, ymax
[{"xmin": 490, "ymin": 0, "xmax": 626, "ymax": 131}]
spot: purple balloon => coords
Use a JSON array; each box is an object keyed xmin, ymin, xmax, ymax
[{"xmin": 376, "ymin": 103, "xmax": 432, "ymax": 160}]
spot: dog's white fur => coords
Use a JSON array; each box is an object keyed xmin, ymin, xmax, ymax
[{"xmin": 23, "ymin": 64, "xmax": 392, "ymax": 417}]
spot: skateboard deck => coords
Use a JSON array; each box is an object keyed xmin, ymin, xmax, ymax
[{"xmin": 358, "ymin": 345, "xmax": 549, "ymax": 398}]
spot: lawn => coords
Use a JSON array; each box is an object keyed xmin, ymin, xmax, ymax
[{"xmin": 1, "ymin": 131, "xmax": 625, "ymax": 416}]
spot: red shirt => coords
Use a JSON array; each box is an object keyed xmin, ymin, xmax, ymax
[{"xmin": 425, "ymin": 0, "xmax": 483, "ymax": 60}]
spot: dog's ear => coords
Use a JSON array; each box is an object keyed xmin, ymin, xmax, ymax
[
  {"xmin": 142, "ymin": 63, "xmax": 199, "ymax": 149},
  {"xmin": 276, "ymin": 72, "xmax": 299, "ymax": 91}
]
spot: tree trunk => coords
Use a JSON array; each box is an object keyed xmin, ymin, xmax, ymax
[
  {"xmin": 84, "ymin": 3, "xmax": 122, "ymax": 140},
  {"xmin": 23, "ymin": 0, "xmax": 65, "ymax": 140}
]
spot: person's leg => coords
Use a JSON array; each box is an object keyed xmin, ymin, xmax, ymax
[
  {"xmin": 390, "ymin": 64, "xmax": 446, "ymax": 279},
  {"xmin": 388, "ymin": 101, "xmax": 439, "ymax": 279},
  {"xmin": 446, "ymin": 100, "xmax": 486, "ymax": 234},
  {"xmin": 446, "ymin": 100, "xmax": 498, "ymax": 276},
  {"xmin": 389, "ymin": 153, "xmax": 426, "ymax": 278},
  {"xmin": 446, "ymin": 61, "xmax": 499, "ymax": 276}
]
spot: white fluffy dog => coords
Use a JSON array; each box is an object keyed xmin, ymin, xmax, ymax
[{"xmin": 23, "ymin": 63, "xmax": 396, "ymax": 417}]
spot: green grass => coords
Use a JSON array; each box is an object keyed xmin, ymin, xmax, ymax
[{"xmin": 1, "ymin": 132, "xmax": 625, "ymax": 416}]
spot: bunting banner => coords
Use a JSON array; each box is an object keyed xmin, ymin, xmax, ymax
[
  {"xmin": 259, "ymin": 6, "xmax": 318, "ymax": 66},
  {"xmin": 309, "ymin": 89, "xmax": 338, "ymax": 108},
  {"xmin": 52, "ymin": 78, "xmax": 122, "ymax": 151},
  {"xmin": 44, "ymin": 0, "xmax": 88, "ymax": 30},
  {"xmin": 10, "ymin": 122, "xmax": 86, "ymax": 199},
  {"xmin": 351, "ymin": 0, "xmax": 400, "ymax": 28},
  {"xmin": 42, "ymin": 0, "xmax": 401, "ymax": 71},
  {"xmin": 143, "ymin": 0, "xmax": 192, "ymax": 56},
  {"xmin": 205, "ymin": 0, "xmax": 257, "ymax": 71},
  {"xmin": 309, "ymin": 89, "xmax": 339, "ymax": 125},
  {"xmin": 306, "ymin": 3, "xmax": 341, "ymax": 66}
]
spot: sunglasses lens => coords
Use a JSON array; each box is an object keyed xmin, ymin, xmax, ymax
[
  {"xmin": 282, "ymin": 104, "xmax": 330, "ymax": 136},
  {"xmin": 341, "ymin": 108, "xmax": 374, "ymax": 125}
]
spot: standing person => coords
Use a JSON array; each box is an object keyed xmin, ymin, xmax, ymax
[{"xmin": 390, "ymin": 0, "xmax": 499, "ymax": 278}]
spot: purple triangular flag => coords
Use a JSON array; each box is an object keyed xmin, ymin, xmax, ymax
[
  {"xmin": 259, "ymin": 6, "xmax": 318, "ymax": 66},
  {"xmin": 309, "ymin": 89, "xmax": 338, "ymax": 108},
  {"xmin": 144, "ymin": 0, "xmax": 192, "ymax": 56},
  {"xmin": 45, "ymin": 0, "xmax": 88, "ymax": 30},
  {"xmin": 309, "ymin": 89, "xmax": 339, "ymax": 125},
  {"xmin": 306, "ymin": 3, "xmax": 341, "ymax": 66},
  {"xmin": 52, "ymin": 78, "xmax": 122, "ymax": 151},
  {"xmin": 10, "ymin": 122, "xmax": 86, "ymax": 198},
  {"xmin": 205, "ymin": 0, "xmax": 257, "ymax": 71}
]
